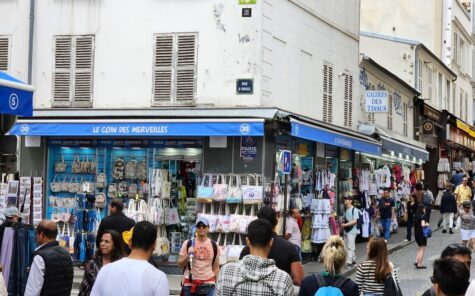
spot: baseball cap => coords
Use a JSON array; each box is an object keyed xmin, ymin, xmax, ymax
[
  {"xmin": 5, "ymin": 207, "xmax": 20, "ymax": 218},
  {"xmin": 343, "ymin": 196, "xmax": 353, "ymax": 200},
  {"xmin": 463, "ymin": 201, "xmax": 471, "ymax": 208},
  {"xmin": 463, "ymin": 177, "xmax": 468, "ymax": 181},
  {"xmin": 195, "ymin": 216, "xmax": 209, "ymax": 226}
]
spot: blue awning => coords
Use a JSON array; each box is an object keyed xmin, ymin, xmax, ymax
[
  {"xmin": 8, "ymin": 119, "xmax": 264, "ymax": 137},
  {"xmin": 290, "ymin": 118, "xmax": 381, "ymax": 155},
  {"xmin": 0, "ymin": 71, "xmax": 34, "ymax": 117},
  {"xmin": 380, "ymin": 135, "xmax": 429, "ymax": 161}
]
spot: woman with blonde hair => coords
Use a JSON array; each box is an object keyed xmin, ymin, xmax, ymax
[
  {"xmin": 299, "ymin": 236, "xmax": 359, "ymax": 296},
  {"xmin": 355, "ymin": 237, "xmax": 400, "ymax": 295}
]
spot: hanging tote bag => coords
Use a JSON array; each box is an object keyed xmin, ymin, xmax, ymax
[
  {"xmin": 164, "ymin": 199, "xmax": 181, "ymax": 226},
  {"xmin": 58, "ymin": 223, "xmax": 71, "ymax": 250},
  {"xmin": 71, "ymin": 155, "xmax": 82, "ymax": 174},
  {"xmin": 95, "ymin": 193, "xmax": 106, "ymax": 208},
  {"xmin": 80, "ymin": 156, "xmax": 91, "ymax": 174},
  {"xmin": 154, "ymin": 226, "xmax": 170, "ymax": 256},
  {"xmin": 60, "ymin": 176, "xmax": 70, "ymax": 192},
  {"xmin": 229, "ymin": 206, "xmax": 242, "ymax": 233},
  {"xmin": 208, "ymin": 204, "xmax": 218, "ymax": 233},
  {"xmin": 55, "ymin": 155, "xmax": 67, "ymax": 173},
  {"xmin": 197, "ymin": 174, "xmax": 214, "ymax": 203},
  {"xmin": 242, "ymin": 174, "xmax": 263, "ymax": 205},
  {"xmin": 226, "ymin": 234, "xmax": 245, "ymax": 263},
  {"xmin": 136, "ymin": 160, "xmax": 148, "ymax": 181},
  {"xmin": 90, "ymin": 157, "xmax": 97, "ymax": 174},
  {"xmin": 68, "ymin": 176, "xmax": 81, "ymax": 194},
  {"xmin": 241, "ymin": 205, "xmax": 257, "ymax": 234},
  {"xmin": 96, "ymin": 173, "xmax": 107, "ymax": 189},
  {"xmin": 213, "ymin": 175, "xmax": 228, "ymax": 202},
  {"xmin": 226, "ymin": 174, "xmax": 242, "ymax": 204},
  {"xmin": 216, "ymin": 204, "xmax": 230, "ymax": 233},
  {"xmin": 50, "ymin": 175, "xmax": 61, "ymax": 193},
  {"xmin": 218, "ymin": 233, "xmax": 228, "ymax": 265},
  {"xmin": 150, "ymin": 198, "xmax": 165, "ymax": 225}
]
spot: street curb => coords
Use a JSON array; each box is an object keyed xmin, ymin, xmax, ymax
[{"xmin": 341, "ymin": 224, "xmax": 442, "ymax": 277}]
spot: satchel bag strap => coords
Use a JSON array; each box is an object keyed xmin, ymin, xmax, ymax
[{"xmin": 52, "ymin": 175, "xmax": 57, "ymax": 183}]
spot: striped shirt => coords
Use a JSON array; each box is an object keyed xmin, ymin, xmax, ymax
[{"xmin": 355, "ymin": 260, "xmax": 399, "ymax": 294}]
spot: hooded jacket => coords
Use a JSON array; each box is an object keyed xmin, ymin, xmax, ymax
[{"xmin": 214, "ymin": 255, "xmax": 293, "ymax": 296}]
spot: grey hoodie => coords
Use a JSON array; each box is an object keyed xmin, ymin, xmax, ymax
[{"xmin": 215, "ymin": 255, "xmax": 294, "ymax": 296}]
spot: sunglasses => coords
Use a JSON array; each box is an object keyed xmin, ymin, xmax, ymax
[{"xmin": 196, "ymin": 223, "xmax": 208, "ymax": 229}]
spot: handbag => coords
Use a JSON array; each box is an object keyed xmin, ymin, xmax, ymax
[
  {"xmin": 80, "ymin": 156, "xmax": 91, "ymax": 174},
  {"xmin": 136, "ymin": 160, "xmax": 148, "ymax": 181},
  {"xmin": 154, "ymin": 225, "xmax": 170, "ymax": 256},
  {"xmin": 422, "ymin": 225, "xmax": 432, "ymax": 238},
  {"xmin": 69, "ymin": 176, "xmax": 80, "ymax": 194},
  {"xmin": 128, "ymin": 183, "xmax": 138, "ymax": 199},
  {"xmin": 58, "ymin": 223, "xmax": 71, "ymax": 249},
  {"xmin": 150, "ymin": 198, "xmax": 165, "ymax": 225},
  {"xmin": 213, "ymin": 175, "xmax": 228, "ymax": 202},
  {"xmin": 226, "ymin": 174, "xmax": 242, "ymax": 203},
  {"xmin": 383, "ymin": 263, "xmax": 403, "ymax": 296},
  {"xmin": 60, "ymin": 176, "xmax": 70, "ymax": 192},
  {"xmin": 242, "ymin": 174, "xmax": 263, "ymax": 205},
  {"xmin": 164, "ymin": 199, "xmax": 181, "ymax": 226},
  {"xmin": 229, "ymin": 206, "xmax": 242, "ymax": 233},
  {"xmin": 55, "ymin": 155, "xmax": 67, "ymax": 173},
  {"xmin": 71, "ymin": 155, "xmax": 81, "ymax": 174},
  {"xmin": 226, "ymin": 233, "xmax": 244, "ymax": 262},
  {"xmin": 95, "ymin": 193, "xmax": 106, "ymax": 208},
  {"xmin": 50, "ymin": 175, "xmax": 61, "ymax": 193},
  {"xmin": 216, "ymin": 204, "xmax": 230, "ymax": 233},
  {"xmin": 96, "ymin": 173, "xmax": 107, "ymax": 189},
  {"xmin": 197, "ymin": 174, "xmax": 214, "ymax": 203}
]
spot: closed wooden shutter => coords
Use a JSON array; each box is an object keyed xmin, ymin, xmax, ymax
[
  {"xmin": 323, "ymin": 64, "xmax": 333, "ymax": 123},
  {"xmin": 344, "ymin": 73, "xmax": 353, "ymax": 127},
  {"xmin": 73, "ymin": 36, "xmax": 94, "ymax": 107},
  {"xmin": 153, "ymin": 33, "xmax": 197, "ymax": 106},
  {"xmin": 0, "ymin": 36, "xmax": 9, "ymax": 71},
  {"xmin": 53, "ymin": 36, "xmax": 73, "ymax": 106},
  {"xmin": 153, "ymin": 35, "xmax": 173, "ymax": 104},
  {"xmin": 176, "ymin": 34, "xmax": 196, "ymax": 104},
  {"xmin": 387, "ymin": 95, "xmax": 393, "ymax": 131}
]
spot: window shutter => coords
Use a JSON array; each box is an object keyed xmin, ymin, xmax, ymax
[
  {"xmin": 176, "ymin": 34, "xmax": 196, "ymax": 104},
  {"xmin": 0, "ymin": 37, "xmax": 9, "ymax": 71},
  {"xmin": 322, "ymin": 64, "xmax": 333, "ymax": 123},
  {"xmin": 344, "ymin": 74, "xmax": 353, "ymax": 127},
  {"xmin": 387, "ymin": 95, "xmax": 393, "ymax": 131},
  {"xmin": 403, "ymin": 102, "xmax": 408, "ymax": 137},
  {"xmin": 73, "ymin": 36, "xmax": 94, "ymax": 106},
  {"xmin": 153, "ymin": 35, "xmax": 173, "ymax": 104},
  {"xmin": 417, "ymin": 59, "xmax": 423, "ymax": 92},
  {"xmin": 53, "ymin": 36, "xmax": 73, "ymax": 106}
]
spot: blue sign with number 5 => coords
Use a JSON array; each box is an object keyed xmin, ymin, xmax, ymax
[{"xmin": 0, "ymin": 72, "xmax": 34, "ymax": 117}]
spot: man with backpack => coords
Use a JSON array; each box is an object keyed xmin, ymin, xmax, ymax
[
  {"xmin": 178, "ymin": 216, "xmax": 220, "ymax": 296},
  {"xmin": 215, "ymin": 219, "xmax": 294, "ymax": 296},
  {"xmin": 341, "ymin": 196, "xmax": 359, "ymax": 268}
]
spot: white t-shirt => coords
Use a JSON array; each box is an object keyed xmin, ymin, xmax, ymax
[{"xmin": 90, "ymin": 258, "xmax": 169, "ymax": 296}]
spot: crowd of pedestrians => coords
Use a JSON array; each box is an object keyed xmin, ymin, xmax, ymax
[{"xmin": 17, "ymin": 188, "xmax": 475, "ymax": 296}]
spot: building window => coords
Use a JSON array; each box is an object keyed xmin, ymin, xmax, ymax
[
  {"xmin": 0, "ymin": 36, "xmax": 9, "ymax": 71},
  {"xmin": 417, "ymin": 59, "xmax": 423, "ymax": 92},
  {"xmin": 387, "ymin": 94, "xmax": 393, "ymax": 131},
  {"xmin": 153, "ymin": 33, "xmax": 197, "ymax": 106},
  {"xmin": 460, "ymin": 89, "xmax": 464, "ymax": 119},
  {"xmin": 322, "ymin": 63, "xmax": 333, "ymax": 123},
  {"xmin": 453, "ymin": 32, "xmax": 458, "ymax": 65},
  {"xmin": 52, "ymin": 35, "xmax": 94, "ymax": 108},
  {"xmin": 343, "ymin": 73, "xmax": 353, "ymax": 127},
  {"xmin": 403, "ymin": 102, "xmax": 408, "ymax": 137},
  {"xmin": 438, "ymin": 72, "xmax": 443, "ymax": 108},
  {"xmin": 465, "ymin": 92, "xmax": 468, "ymax": 122}
]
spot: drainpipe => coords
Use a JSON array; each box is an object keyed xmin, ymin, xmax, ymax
[{"xmin": 27, "ymin": 0, "xmax": 34, "ymax": 84}]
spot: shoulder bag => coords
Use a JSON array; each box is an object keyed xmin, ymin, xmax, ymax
[
  {"xmin": 80, "ymin": 156, "xmax": 91, "ymax": 174},
  {"xmin": 55, "ymin": 155, "xmax": 67, "ymax": 173},
  {"xmin": 197, "ymin": 174, "xmax": 214, "ymax": 203},
  {"xmin": 213, "ymin": 175, "xmax": 228, "ymax": 202}
]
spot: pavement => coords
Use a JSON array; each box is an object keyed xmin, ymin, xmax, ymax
[{"xmin": 71, "ymin": 210, "xmax": 449, "ymax": 296}]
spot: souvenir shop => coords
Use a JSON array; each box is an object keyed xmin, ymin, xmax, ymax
[
  {"xmin": 273, "ymin": 118, "xmax": 382, "ymax": 260},
  {"xmin": 8, "ymin": 118, "xmax": 266, "ymax": 266}
]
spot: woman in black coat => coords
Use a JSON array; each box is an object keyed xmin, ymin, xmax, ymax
[{"xmin": 440, "ymin": 183, "xmax": 457, "ymax": 234}]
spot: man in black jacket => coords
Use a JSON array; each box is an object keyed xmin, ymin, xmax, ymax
[
  {"xmin": 25, "ymin": 220, "xmax": 73, "ymax": 296},
  {"xmin": 440, "ymin": 183, "xmax": 457, "ymax": 234},
  {"xmin": 96, "ymin": 199, "xmax": 135, "ymax": 252}
]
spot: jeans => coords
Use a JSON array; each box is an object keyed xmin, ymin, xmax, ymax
[
  {"xmin": 344, "ymin": 233, "xmax": 357, "ymax": 264},
  {"xmin": 442, "ymin": 213, "xmax": 454, "ymax": 230},
  {"xmin": 381, "ymin": 218, "xmax": 391, "ymax": 240},
  {"xmin": 183, "ymin": 285, "xmax": 215, "ymax": 296},
  {"xmin": 406, "ymin": 219, "xmax": 413, "ymax": 240},
  {"xmin": 294, "ymin": 245, "xmax": 302, "ymax": 261}
]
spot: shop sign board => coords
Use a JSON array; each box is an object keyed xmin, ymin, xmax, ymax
[
  {"xmin": 365, "ymin": 90, "xmax": 388, "ymax": 113},
  {"xmin": 240, "ymin": 136, "xmax": 257, "ymax": 160},
  {"xmin": 422, "ymin": 121, "xmax": 434, "ymax": 134},
  {"xmin": 423, "ymin": 104, "xmax": 442, "ymax": 122},
  {"xmin": 281, "ymin": 150, "xmax": 292, "ymax": 175}
]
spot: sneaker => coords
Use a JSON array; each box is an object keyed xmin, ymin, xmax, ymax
[
  {"xmin": 438, "ymin": 220, "xmax": 442, "ymax": 227},
  {"xmin": 384, "ymin": 240, "xmax": 388, "ymax": 243},
  {"xmin": 404, "ymin": 239, "xmax": 409, "ymax": 242},
  {"xmin": 442, "ymin": 229, "xmax": 447, "ymax": 233},
  {"xmin": 449, "ymin": 229, "xmax": 454, "ymax": 234}
]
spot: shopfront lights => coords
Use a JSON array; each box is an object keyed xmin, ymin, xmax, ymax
[{"xmin": 390, "ymin": 151, "xmax": 395, "ymax": 157}]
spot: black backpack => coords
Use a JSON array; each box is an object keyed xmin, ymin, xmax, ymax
[{"xmin": 383, "ymin": 271, "xmax": 403, "ymax": 296}]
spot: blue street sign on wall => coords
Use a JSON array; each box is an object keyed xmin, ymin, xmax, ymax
[
  {"xmin": 0, "ymin": 72, "xmax": 34, "ymax": 117},
  {"xmin": 236, "ymin": 79, "xmax": 253, "ymax": 94},
  {"xmin": 282, "ymin": 150, "xmax": 292, "ymax": 175}
]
